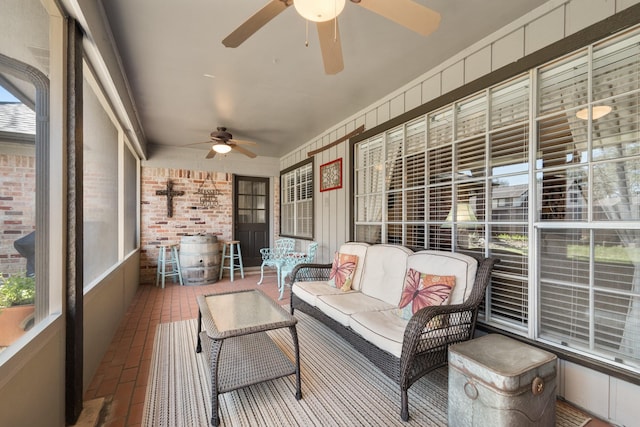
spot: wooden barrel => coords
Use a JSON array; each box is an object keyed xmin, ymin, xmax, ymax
[{"xmin": 179, "ymin": 234, "xmax": 220, "ymax": 285}]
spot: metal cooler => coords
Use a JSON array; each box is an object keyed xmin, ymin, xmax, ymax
[{"xmin": 448, "ymin": 334, "xmax": 557, "ymax": 426}]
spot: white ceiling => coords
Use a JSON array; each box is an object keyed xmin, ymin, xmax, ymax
[{"xmin": 99, "ymin": 0, "xmax": 549, "ymax": 159}]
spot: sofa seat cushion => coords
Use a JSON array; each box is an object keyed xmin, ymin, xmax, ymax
[
  {"xmin": 351, "ymin": 310, "xmax": 474, "ymax": 358},
  {"xmin": 316, "ymin": 292, "xmax": 395, "ymax": 327},
  {"xmin": 292, "ymin": 281, "xmax": 347, "ymax": 307},
  {"xmin": 350, "ymin": 309, "xmax": 407, "ymax": 358}
]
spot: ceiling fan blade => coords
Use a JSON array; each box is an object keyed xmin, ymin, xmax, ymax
[
  {"xmin": 205, "ymin": 149, "xmax": 217, "ymax": 159},
  {"xmin": 183, "ymin": 141, "xmax": 212, "ymax": 147},
  {"xmin": 356, "ymin": 0, "xmax": 441, "ymax": 36},
  {"xmin": 317, "ymin": 20, "xmax": 344, "ymax": 75},
  {"xmin": 222, "ymin": 0, "xmax": 291, "ymax": 48},
  {"xmin": 230, "ymin": 144, "xmax": 257, "ymax": 158},
  {"xmin": 229, "ymin": 138, "xmax": 258, "ymax": 146}
]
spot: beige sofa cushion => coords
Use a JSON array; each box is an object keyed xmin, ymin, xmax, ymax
[
  {"xmin": 291, "ymin": 281, "xmax": 347, "ymax": 307},
  {"xmin": 350, "ymin": 308, "xmax": 474, "ymax": 358},
  {"xmin": 359, "ymin": 245, "xmax": 413, "ymax": 304},
  {"xmin": 407, "ymin": 251, "xmax": 478, "ymax": 305},
  {"xmin": 349, "ymin": 309, "xmax": 407, "ymax": 357},
  {"xmin": 290, "ymin": 242, "xmax": 369, "ymax": 306},
  {"xmin": 316, "ymin": 292, "xmax": 395, "ymax": 327}
]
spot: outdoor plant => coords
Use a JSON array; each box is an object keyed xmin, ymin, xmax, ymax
[{"xmin": 0, "ymin": 273, "xmax": 35, "ymax": 308}]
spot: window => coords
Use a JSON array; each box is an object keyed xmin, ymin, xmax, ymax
[
  {"xmin": 280, "ymin": 159, "xmax": 313, "ymax": 239},
  {"xmin": 536, "ymin": 29, "xmax": 640, "ymax": 369},
  {"xmin": 353, "ymin": 26, "xmax": 640, "ymax": 373},
  {"xmin": 0, "ymin": 0, "xmax": 51, "ymax": 349}
]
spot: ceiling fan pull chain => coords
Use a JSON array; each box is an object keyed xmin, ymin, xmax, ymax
[
  {"xmin": 334, "ymin": 0, "xmax": 338, "ymax": 41},
  {"xmin": 305, "ymin": 19, "xmax": 309, "ymax": 47}
]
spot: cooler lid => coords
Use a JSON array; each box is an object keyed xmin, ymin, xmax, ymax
[{"xmin": 449, "ymin": 334, "xmax": 557, "ymax": 392}]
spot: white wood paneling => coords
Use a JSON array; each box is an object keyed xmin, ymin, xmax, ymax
[
  {"xmin": 566, "ymin": 0, "xmax": 616, "ymax": 35},
  {"xmin": 422, "ymin": 74, "xmax": 441, "ymax": 103},
  {"xmin": 377, "ymin": 103, "xmax": 390, "ymax": 124},
  {"xmin": 525, "ymin": 7, "xmax": 566, "ymax": 55},
  {"xmin": 442, "ymin": 60, "xmax": 465, "ymax": 94},
  {"xmin": 618, "ymin": 0, "xmax": 640, "ymax": 9},
  {"xmin": 390, "ymin": 93, "xmax": 405, "ymax": 119},
  {"xmin": 610, "ymin": 376, "xmax": 640, "ymax": 426},
  {"xmin": 465, "ymin": 46, "xmax": 492, "ymax": 84},
  {"xmin": 560, "ymin": 360, "xmax": 610, "ymax": 418},
  {"xmin": 405, "ymin": 84, "xmax": 422, "ymax": 111},
  {"xmin": 492, "ymin": 28, "xmax": 525, "ymax": 70},
  {"xmin": 365, "ymin": 109, "xmax": 377, "ymax": 130}
]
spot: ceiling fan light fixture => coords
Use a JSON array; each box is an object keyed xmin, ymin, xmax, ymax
[
  {"xmin": 576, "ymin": 105, "xmax": 612, "ymax": 120},
  {"xmin": 212, "ymin": 142, "xmax": 232, "ymax": 154},
  {"xmin": 294, "ymin": 0, "xmax": 346, "ymax": 22}
]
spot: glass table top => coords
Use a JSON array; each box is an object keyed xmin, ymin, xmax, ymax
[{"xmin": 201, "ymin": 289, "xmax": 294, "ymax": 335}]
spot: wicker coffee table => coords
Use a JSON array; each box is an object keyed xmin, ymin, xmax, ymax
[{"xmin": 196, "ymin": 289, "xmax": 302, "ymax": 426}]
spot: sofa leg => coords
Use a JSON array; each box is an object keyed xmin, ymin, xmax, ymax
[{"xmin": 401, "ymin": 389, "xmax": 409, "ymax": 421}]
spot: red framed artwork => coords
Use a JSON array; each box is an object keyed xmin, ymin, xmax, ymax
[{"xmin": 319, "ymin": 158, "xmax": 342, "ymax": 192}]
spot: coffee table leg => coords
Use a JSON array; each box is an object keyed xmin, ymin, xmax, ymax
[
  {"xmin": 196, "ymin": 309, "xmax": 202, "ymax": 353},
  {"xmin": 210, "ymin": 339, "xmax": 223, "ymax": 426},
  {"xmin": 289, "ymin": 325, "xmax": 302, "ymax": 400}
]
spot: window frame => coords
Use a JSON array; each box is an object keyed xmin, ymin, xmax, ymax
[{"xmin": 280, "ymin": 158, "xmax": 314, "ymax": 240}]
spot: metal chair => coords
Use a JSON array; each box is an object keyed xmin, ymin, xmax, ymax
[
  {"xmin": 279, "ymin": 242, "xmax": 318, "ymax": 300},
  {"xmin": 257, "ymin": 237, "xmax": 295, "ymax": 286}
]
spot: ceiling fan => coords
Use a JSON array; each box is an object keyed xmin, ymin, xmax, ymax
[
  {"xmin": 222, "ymin": 0, "xmax": 441, "ymax": 75},
  {"xmin": 192, "ymin": 127, "xmax": 258, "ymax": 159}
]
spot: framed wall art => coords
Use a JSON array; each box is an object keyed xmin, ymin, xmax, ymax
[{"xmin": 319, "ymin": 158, "xmax": 342, "ymax": 192}]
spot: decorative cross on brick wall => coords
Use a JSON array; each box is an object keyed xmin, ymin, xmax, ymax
[{"xmin": 155, "ymin": 180, "xmax": 184, "ymax": 218}]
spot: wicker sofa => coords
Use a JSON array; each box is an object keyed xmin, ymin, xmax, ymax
[{"xmin": 289, "ymin": 242, "xmax": 499, "ymax": 422}]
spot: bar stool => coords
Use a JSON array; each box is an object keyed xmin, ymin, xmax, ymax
[
  {"xmin": 219, "ymin": 240, "xmax": 244, "ymax": 282},
  {"xmin": 156, "ymin": 244, "xmax": 183, "ymax": 288}
]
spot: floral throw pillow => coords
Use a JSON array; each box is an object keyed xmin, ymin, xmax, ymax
[
  {"xmin": 327, "ymin": 252, "xmax": 358, "ymax": 291},
  {"xmin": 396, "ymin": 269, "xmax": 456, "ymax": 321}
]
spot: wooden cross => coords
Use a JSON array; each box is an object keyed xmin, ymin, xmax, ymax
[{"xmin": 155, "ymin": 180, "xmax": 184, "ymax": 218}]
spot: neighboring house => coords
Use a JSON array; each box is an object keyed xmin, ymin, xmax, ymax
[
  {"xmin": 0, "ymin": 101, "xmax": 36, "ymax": 138},
  {"xmin": 0, "ymin": 101, "xmax": 36, "ymax": 276}
]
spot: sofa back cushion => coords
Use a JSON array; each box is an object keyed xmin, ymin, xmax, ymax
[
  {"xmin": 337, "ymin": 242, "xmax": 370, "ymax": 291},
  {"xmin": 407, "ymin": 251, "xmax": 478, "ymax": 305},
  {"xmin": 359, "ymin": 245, "xmax": 413, "ymax": 304}
]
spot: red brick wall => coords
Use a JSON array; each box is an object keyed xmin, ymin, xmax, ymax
[
  {"xmin": 140, "ymin": 167, "xmax": 235, "ymax": 283},
  {"xmin": 0, "ymin": 152, "xmax": 36, "ymax": 275}
]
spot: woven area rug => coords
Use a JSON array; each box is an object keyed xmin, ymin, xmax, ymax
[{"xmin": 143, "ymin": 310, "xmax": 592, "ymax": 427}]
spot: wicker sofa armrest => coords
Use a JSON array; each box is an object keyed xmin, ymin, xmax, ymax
[
  {"xmin": 402, "ymin": 303, "xmax": 475, "ymax": 354},
  {"xmin": 399, "ymin": 256, "xmax": 500, "ymax": 387},
  {"xmin": 290, "ymin": 263, "xmax": 332, "ymax": 283}
]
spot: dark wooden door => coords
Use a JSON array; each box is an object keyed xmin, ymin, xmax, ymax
[{"xmin": 234, "ymin": 175, "xmax": 269, "ymax": 267}]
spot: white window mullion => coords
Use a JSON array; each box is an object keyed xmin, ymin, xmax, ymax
[{"xmin": 529, "ymin": 68, "xmax": 539, "ymax": 340}]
